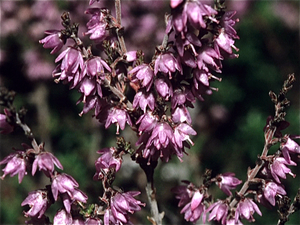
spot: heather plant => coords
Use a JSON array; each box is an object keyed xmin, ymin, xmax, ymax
[{"xmin": 0, "ymin": 0, "xmax": 299, "ymax": 225}]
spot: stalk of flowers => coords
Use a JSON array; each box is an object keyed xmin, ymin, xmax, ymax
[
  {"xmin": 172, "ymin": 74, "xmax": 300, "ymax": 224},
  {"xmin": 0, "ymin": 88, "xmax": 88, "ymax": 223},
  {"xmin": 37, "ymin": 0, "xmax": 240, "ymax": 224}
]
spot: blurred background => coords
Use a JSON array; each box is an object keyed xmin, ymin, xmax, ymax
[{"xmin": 0, "ymin": 0, "xmax": 299, "ymax": 224}]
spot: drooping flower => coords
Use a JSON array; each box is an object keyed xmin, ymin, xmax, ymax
[
  {"xmin": 281, "ymin": 137, "xmax": 300, "ymax": 163},
  {"xmin": 0, "ymin": 151, "xmax": 27, "ymax": 183},
  {"xmin": 173, "ymin": 123, "xmax": 197, "ymax": 149},
  {"xmin": 84, "ymin": 8, "xmax": 109, "ymax": 42},
  {"xmin": 0, "ymin": 109, "xmax": 14, "ymax": 134},
  {"xmin": 53, "ymin": 209, "xmax": 72, "ymax": 225},
  {"xmin": 94, "ymin": 147, "xmax": 122, "ymax": 180},
  {"xmin": 175, "ymin": 31, "xmax": 201, "ymax": 57},
  {"xmin": 215, "ymin": 28, "xmax": 239, "ymax": 55},
  {"xmin": 154, "ymin": 77, "xmax": 173, "ymax": 100},
  {"xmin": 269, "ymin": 157, "xmax": 296, "ymax": 183},
  {"xmin": 104, "ymin": 191, "xmax": 145, "ymax": 225},
  {"xmin": 206, "ymin": 200, "xmax": 229, "ymax": 225},
  {"xmin": 104, "ymin": 107, "xmax": 132, "ymax": 134},
  {"xmin": 215, "ymin": 173, "xmax": 242, "ymax": 196},
  {"xmin": 21, "ymin": 189, "xmax": 50, "ymax": 218},
  {"xmin": 197, "ymin": 46, "xmax": 222, "ymax": 73},
  {"xmin": 146, "ymin": 122, "xmax": 174, "ymax": 150},
  {"xmin": 136, "ymin": 111, "xmax": 158, "ymax": 134},
  {"xmin": 154, "ymin": 52, "xmax": 182, "ymax": 78},
  {"xmin": 133, "ymin": 90, "xmax": 155, "ymax": 113},
  {"xmin": 85, "ymin": 218, "xmax": 102, "ymax": 225},
  {"xmin": 32, "ymin": 152, "xmax": 63, "ymax": 177},
  {"xmin": 171, "ymin": 88, "xmax": 195, "ymax": 109},
  {"xmin": 39, "ymin": 30, "xmax": 65, "ymax": 54},
  {"xmin": 51, "ymin": 173, "xmax": 88, "ymax": 204},
  {"xmin": 172, "ymin": 182, "xmax": 206, "ymax": 223},
  {"xmin": 82, "ymin": 56, "xmax": 111, "ymax": 79},
  {"xmin": 128, "ymin": 64, "xmax": 154, "ymax": 92},
  {"xmin": 235, "ymin": 198, "xmax": 262, "ymax": 223},
  {"xmin": 184, "ymin": 1, "xmax": 217, "ymax": 30},
  {"xmin": 170, "ymin": 0, "xmax": 184, "ymax": 8},
  {"xmin": 261, "ymin": 181, "xmax": 286, "ymax": 206},
  {"xmin": 53, "ymin": 47, "xmax": 84, "ymax": 85},
  {"xmin": 172, "ymin": 106, "xmax": 192, "ymax": 124},
  {"xmin": 25, "ymin": 215, "xmax": 50, "ymax": 225}
]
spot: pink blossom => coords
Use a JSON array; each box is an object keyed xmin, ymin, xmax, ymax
[
  {"xmin": 21, "ymin": 190, "xmax": 49, "ymax": 218},
  {"xmin": 0, "ymin": 151, "xmax": 27, "ymax": 183},
  {"xmin": 216, "ymin": 173, "xmax": 242, "ymax": 196}
]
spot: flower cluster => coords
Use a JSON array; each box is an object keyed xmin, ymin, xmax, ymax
[
  {"xmin": 172, "ymin": 172, "xmax": 242, "ymax": 224},
  {"xmin": 1, "ymin": 0, "xmax": 299, "ymax": 225}
]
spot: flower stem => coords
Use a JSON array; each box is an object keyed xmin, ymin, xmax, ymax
[
  {"xmin": 229, "ymin": 127, "xmax": 276, "ymax": 208},
  {"xmin": 115, "ymin": 0, "xmax": 127, "ymax": 54},
  {"xmin": 145, "ymin": 182, "xmax": 164, "ymax": 225}
]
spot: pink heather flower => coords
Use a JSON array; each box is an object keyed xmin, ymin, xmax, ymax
[
  {"xmin": 21, "ymin": 190, "xmax": 49, "ymax": 218},
  {"xmin": 226, "ymin": 218, "xmax": 243, "ymax": 225},
  {"xmin": 25, "ymin": 215, "xmax": 50, "ymax": 225},
  {"xmin": 0, "ymin": 151, "xmax": 27, "ymax": 183},
  {"xmin": 173, "ymin": 123, "xmax": 197, "ymax": 149},
  {"xmin": 146, "ymin": 122, "xmax": 174, "ymax": 150},
  {"xmin": 172, "ymin": 183, "xmax": 206, "ymax": 223},
  {"xmin": 206, "ymin": 200, "xmax": 229, "ymax": 225},
  {"xmin": 93, "ymin": 147, "xmax": 122, "ymax": 180},
  {"xmin": 85, "ymin": 8, "xmax": 108, "ymax": 42},
  {"xmin": 170, "ymin": 0, "xmax": 184, "ymax": 8},
  {"xmin": 281, "ymin": 137, "xmax": 300, "ymax": 163},
  {"xmin": 0, "ymin": 109, "xmax": 14, "ymax": 134},
  {"xmin": 136, "ymin": 111, "xmax": 158, "ymax": 134},
  {"xmin": 184, "ymin": 1, "xmax": 217, "ymax": 29},
  {"xmin": 171, "ymin": 88, "xmax": 195, "ymax": 109},
  {"xmin": 215, "ymin": 28, "xmax": 238, "ymax": 55},
  {"xmin": 235, "ymin": 198, "xmax": 262, "ymax": 223},
  {"xmin": 124, "ymin": 51, "xmax": 137, "ymax": 62},
  {"xmin": 128, "ymin": 64, "xmax": 154, "ymax": 92},
  {"xmin": 53, "ymin": 209, "xmax": 72, "ymax": 225},
  {"xmin": 39, "ymin": 30, "xmax": 65, "ymax": 54},
  {"xmin": 85, "ymin": 218, "xmax": 102, "ymax": 225},
  {"xmin": 51, "ymin": 173, "xmax": 88, "ymax": 204},
  {"xmin": 154, "ymin": 53, "xmax": 182, "ymax": 78},
  {"xmin": 197, "ymin": 46, "xmax": 222, "ymax": 73},
  {"xmin": 32, "ymin": 152, "xmax": 63, "ymax": 177},
  {"xmin": 175, "ymin": 32, "xmax": 201, "ymax": 57},
  {"xmin": 172, "ymin": 106, "xmax": 192, "ymax": 124},
  {"xmin": 133, "ymin": 90, "xmax": 155, "ymax": 113},
  {"xmin": 53, "ymin": 47, "xmax": 84, "ymax": 84},
  {"xmin": 270, "ymin": 157, "xmax": 296, "ymax": 183},
  {"xmin": 79, "ymin": 95, "xmax": 102, "ymax": 116},
  {"xmin": 216, "ymin": 173, "xmax": 242, "ymax": 196},
  {"xmin": 171, "ymin": 10, "xmax": 187, "ymax": 34},
  {"xmin": 261, "ymin": 181, "xmax": 286, "ymax": 206},
  {"xmin": 193, "ymin": 69, "xmax": 210, "ymax": 87},
  {"xmin": 78, "ymin": 77, "xmax": 98, "ymax": 101},
  {"xmin": 105, "ymin": 191, "xmax": 145, "ymax": 225},
  {"xmin": 83, "ymin": 56, "xmax": 111, "ymax": 79},
  {"xmin": 220, "ymin": 11, "xmax": 239, "ymax": 40},
  {"xmin": 105, "ymin": 107, "xmax": 132, "ymax": 134},
  {"xmin": 154, "ymin": 77, "xmax": 173, "ymax": 100}
]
